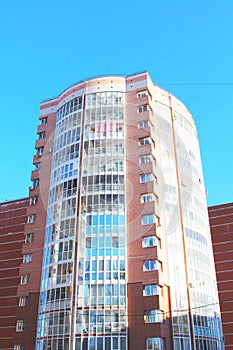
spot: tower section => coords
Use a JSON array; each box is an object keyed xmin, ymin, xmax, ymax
[
  {"xmin": 35, "ymin": 72, "xmax": 224, "ymax": 350},
  {"xmin": 36, "ymin": 77, "xmax": 128, "ymax": 350},
  {"xmin": 76, "ymin": 86, "xmax": 127, "ymax": 349}
]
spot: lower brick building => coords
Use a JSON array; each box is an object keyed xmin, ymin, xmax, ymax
[
  {"xmin": 0, "ymin": 198, "xmax": 29, "ymax": 349},
  {"xmin": 209, "ymin": 202, "xmax": 233, "ymax": 349}
]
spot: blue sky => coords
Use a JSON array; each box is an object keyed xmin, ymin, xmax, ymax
[{"xmin": 0, "ymin": 0, "xmax": 232, "ymax": 205}]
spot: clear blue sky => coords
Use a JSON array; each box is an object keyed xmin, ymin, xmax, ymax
[{"xmin": 0, "ymin": 0, "xmax": 232, "ymax": 206}]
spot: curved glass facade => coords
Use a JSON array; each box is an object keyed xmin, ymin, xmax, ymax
[
  {"xmin": 36, "ymin": 97, "xmax": 83, "ymax": 349},
  {"xmin": 156, "ymin": 101, "xmax": 223, "ymax": 349},
  {"xmin": 36, "ymin": 91, "xmax": 127, "ymax": 350},
  {"xmin": 75, "ymin": 92, "xmax": 127, "ymax": 349}
]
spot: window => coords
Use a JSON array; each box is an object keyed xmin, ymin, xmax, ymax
[
  {"xmin": 36, "ymin": 147, "xmax": 44, "ymax": 156},
  {"xmin": 141, "ymin": 193, "xmax": 156, "ymax": 203},
  {"xmin": 23, "ymin": 254, "xmax": 32, "ymax": 264},
  {"xmin": 32, "ymin": 179, "xmax": 40, "ymax": 188},
  {"xmin": 19, "ymin": 296, "xmax": 29, "ymax": 306},
  {"xmin": 29, "ymin": 196, "xmax": 38, "ymax": 205},
  {"xmin": 139, "ymin": 154, "xmax": 153, "ymax": 164},
  {"xmin": 138, "ymin": 120, "xmax": 149, "ymax": 129},
  {"xmin": 25, "ymin": 233, "xmax": 34, "ymax": 243},
  {"xmin": 143, "ymin": 259, "xmax": 159, "ymax": 271},
  {"xmin": 142, "ymin": 236, "xmax": 157, "ymax": 248},
  {"xmin": 40, "ymin": 117, "xmax": 47, "ymax": 125},
  {"xmin": 139, "ymin": 137, "xmax": 151, "ymax": 146},
  {"xmin": 27, "ymin": 215, "xmax": 36, "ymax": 224},
  {"xmin": 16, "ymin": 320, "xmax": 26, "ymax": 332},
  {"xmin": 143, "ymin": 284, "xmax": 160, "ymax": 296},
  {"xmin": 144, "ymin": 310, "xmax": 163, "ymax": 323},
  {"xmin": 140, "ymin": 173, "xmax": 153, "ymax": 183},
  {"xmin": 14, "ymin": 345, "xmax": 24, "ymax": 350},
  {"xmin": 137, "ymin": 90, "xmax": 148, "ymax": 98},
  {"xmin": 34, "ymin": 163, "xmax": 41, "ymax": 170},
  {"xmin": 38, "ymin": 131, "xmax": 46, "ymax": 139},
  {"xmin": 146, "ymin": 337, "xmax": 164, "ymax": 350},
  {"xmin": 141, "ymin": 214, "xmax": 155, "ymax": 225},
  {"xmin": 138, "ymin": 105, "xmax": 148, "ymax": 113},
  {"xmin": 20, "ymin": 274, "xmax": 30, "ymax": 285}
]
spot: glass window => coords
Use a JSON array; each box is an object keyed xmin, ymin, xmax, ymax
[
  {"xmin": 19, "ymin": 296, "xmax": 29, "ymax": 306},
  {"xmin": 16, "ymin": 320, "xmax": 26, "ymax": 332},
  {"xmin": 138, "ymin": 105, "xmax": 148, "ymax": 113},
  {"xmin": 142, "ymin": 236, "xmax": 157, "ymax": 247},
  {"xmin": 27, "ymin": 215, "xmax": 36, "ymax": 224},
  {"xmin": 146, "ymin": 337, "xmax": 164, "ymax": 349},
  {"xmin": 20, "ymin": 274, "xmax": 30, "ymax": 285},
  {"xmin": 139, "ymin": 137, "xmax": 151, "ymax": 146},
  {"xmin": 143, "ymin": 259, "xmax": 159, "ymax": 271},
  {"xmin": 29, "ymin": 196, "xmax": 38, "ymax": 205},
  {"xmin": 144, "ymin": 310, "xmax": 163, "ymax": 323},
  {"xmin": 36, "ymin": 147, "xmax": 44, "ymax": 156},
  {"xmin": 40, "ymin": 117, "xmax": 47, "ymax": 125},
  {"xmin": 139, "ymin": 154, "xmax": 153, "ymax": 164},
  {"xmin": 32, "ymin": 179, "xmax": 40, "ymax": 188},
  {"xmin": 141, "ymin": 193, "xmax": 155, "ymax": 203},
  {"xmin": 34, "ymin": 163, "xmax": 41, "ymax": 170},
  {"xmin": 138, "ymin": 120, "xmax": 149, "ymax": 128},
  {"xmin": 143, "ymin": 284, "xmax": 160, "ymax": 296},
  {"xmin": 23, "ymin": 254, "xmax": 32, "ymax": 264},
  {"xmin": 14, "ymin": 345, "xmax": 24, "ymax": 350},
  {"xmin": 25, "ymin": 233, "xmax": 34, "ymax": 243},
  {"xmin": 141, "ymin": 214, "xmax": 155, "ymax": 225},
  {"xmin": 137, "ymin": 90, "xmax": 148, "ymax": 98},
  {"xmin": 38, "ymin": 131, "xmax": 46, "ymax": 139},
  {"xmin": 140, "ymin": 173, "xmax": 153, "ymax": 183}
]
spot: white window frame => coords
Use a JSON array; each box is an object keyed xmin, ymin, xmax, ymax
[
  {"xmin": 144, "ymin": 310, "xmax": 163, "ymax": 323},
  {"xmin": 146, "ymin": 337, "xmax": 164, "ymax": 349},
  {"xmin": 20, "ymin": 274, "xmax": 30, "ymax": 285},
  {"xmin": 23, "ymin": 254, "xmax": 32, "ymax": 264},
  {"xmin": 27, "ymin": 215, "xmax": 36, "ymax": 224},
  {"xmin": 32, "ymin": 179, "xmax": 40, "ymax": 188},
  {"xmin": 14, "ymin": 345, "xmax": 24, "ymax": 350},
  {"xmin": 139, "ymin": 154, "xmax": 153, "ymax": 164},
  {"xmin": 143, "ymin": 259, "xmax": 159, "ymax": 271},
  {"xmin": 16, "ymin": 320, "xmax": 26, "ymax": 332},
  {"xmin": 142, "ymin": 235, "xmax": 157, "ymax": 248},
  {"xmin": 37, "ymin": 147, "xmax": 44, "ymax": 156},
  {"xmin": 29, "ymin": 196, "xmax": 38, "ymax": 205},
  {"xmin": 138, "ymin": 120, "xmax": 150, "ymax": 129},
  {"xmin": 143, "ymin": 284, "xmax": 160, "ymax": 296},
  {"xmin": 137, "ymin": 90, "xmax": 148, "ymax": 98},
  {"xmin": 138, "ymin": 105, "xmax": 148, "ymax": 113},
  {"xmin": 25, "ymin": 233, "xmax": 34, "ymax": 244},
  {"xmin": 141, "ymin": 193, "xmax": 156, "ymax": 203},
  {"xmin": 40, "ymin": 117, "xmax": 47, "ymax": 125},
  {"xmin": 34, "ymin": 163, "xmax": 41, "ymax": 170},
  {"xmin": 141, "ymin": 213, "xmax": 155, "ymax": 225},
  {"xmin": 139, "ymin": 137, "xmax": 151, "ymax": 146},
  {"xmin": 19, "ymin": 296, "xmax": 29, "ymax": 307},
  {"xmin": 140, "ymin": 173, "xmax": 153, "ymax": 183},
  {"xmin": 38, "ymin": 131, "xmax": 46, "ymax": 139}
]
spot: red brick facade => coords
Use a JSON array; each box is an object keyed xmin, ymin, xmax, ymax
[
  {"xmin": 209, "ymin": 202, "xmax": 233, "ymax": 349},
  {"xmin": 0, "ymin": 198, "xmax": 29, "ymax": 349}
]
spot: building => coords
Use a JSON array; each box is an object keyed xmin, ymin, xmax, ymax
[
  {"xmin": 0, "ymin": 198, "xmax": 29, "ymax": 349},
  {"xmin": 209, "ymin": 202, "xmax": 233, "ymax": 349},
  {"xmin": 1, "ymin": 71, "xmax": 224, "ymax": 350}
]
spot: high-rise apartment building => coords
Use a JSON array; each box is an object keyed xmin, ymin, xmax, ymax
[
  {"xmin": 209, "ymin": 202, "xmax": 233, "ymax": 349},
  {"xmin": 3, "ymin": 71, "xmax": 224, "ymax": 350}
]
